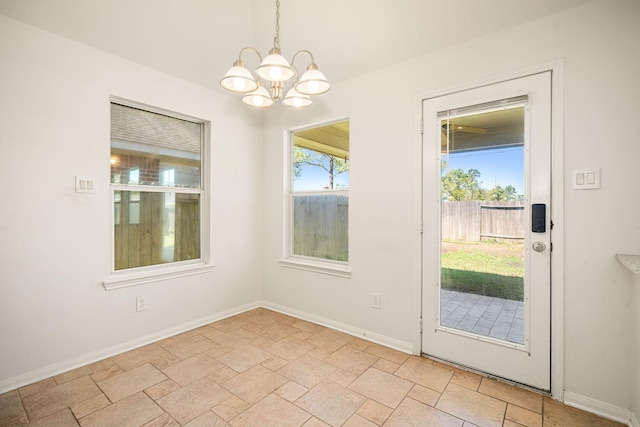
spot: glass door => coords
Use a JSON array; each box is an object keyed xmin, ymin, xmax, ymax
[
  {"xmin": 439, "ymin": 102, "xmax": 526, "ymax": 345},
  {"xmin": 422, "ymin": 72, "xmax": 552, "ymax": 390}
]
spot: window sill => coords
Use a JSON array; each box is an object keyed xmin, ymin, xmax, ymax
[
  {"xmin": 102, "ymin": 262, "xmax": 216, "ymax": 290},
  {"xmin": 279, "ymin": 258, "xmax": 352, "ymax": 278},
  {"xmin": 616, "ymin": 254, "xmax": 640, "ymax": 277}
]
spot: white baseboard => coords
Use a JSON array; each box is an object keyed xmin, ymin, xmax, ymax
[
  {"xmin": 564, "ymin": 391, "xmax": 633, "ymax": 426},
  {"xmin": 0, "ymin": 301, "xmax": 412, "ymax": 394},
  {"xmin": 0, "ymin": 302, "xmax": 260, "ymax": 394},
  {"xmin": 261, "ymin": 301, "xmax": 415, "ymax": 355}
]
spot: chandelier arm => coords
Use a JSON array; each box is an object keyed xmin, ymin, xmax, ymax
[
  {"xmin": 237, "ymin": 47, "xmax": 263, "ymax": 64},
  {"xmin": 290, "ymin": 49, "xmax": 316, "ymax": 68}
]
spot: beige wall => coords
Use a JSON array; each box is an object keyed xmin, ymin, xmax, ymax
[
  {"xmin": 0, "ymin": 15, "xmax": 264, "ymax": 391},
  {"xmin": 262, "ymin": 0, "xmax": 640, "ymax": 418}
]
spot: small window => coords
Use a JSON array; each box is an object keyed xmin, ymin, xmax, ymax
[
  {"xmin": 285, "ymin": 120, "xmax": 350, "ymax": 273},
  {"xmin": 109, "ymin": 101, "xmax": 206, "ymax": 274}
]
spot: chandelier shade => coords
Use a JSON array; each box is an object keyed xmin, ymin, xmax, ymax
[
  {"xmin": 220, "ymin": 60, "xmax": 258, "ymax": 93},
  {"xmin": 256, "ymin": 49, "xmax": 296, "ymax": 82},
  {"xmin": 282, "ymin": 87, "xmax": 312, "ymax": 108},
  {"xmin": 242, "ymin": 82, "xmax": 275, "ymax": 108},
  {"xmin": 220, "ymin": 0, "xmax": 330, "ymax": 108},
  {"xmin": 295, "ymin": 64, "xmax": 330, "ymax": 95}
]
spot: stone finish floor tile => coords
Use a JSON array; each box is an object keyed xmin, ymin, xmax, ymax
[
  {"xmin": 305, "ymin": 329, "xmax": 354, "ymax": 352},
  {"xmin": 141, "ymin": 412, "xmax": 181, "ymax": 427},
  {"xmin": 3, "ymin": 308, "xmax": 627, "ymax": 427},
  {"xmin": 156, "ymin": 376, "xmax": 231, "ymax": 424},
  {"xmin": 395, "ymin": 356, "xmax": 454, "ymax": 392},
  {"xmin": 542, "ymin": 397, "xmax": 625, "ymax": 427},
  {"xmin": 277, "ymin": 354, "xmax": 337, "ymax": 388},
  {"xmin": 0, "ymin": 390, "xmax": 28, "ymax": 426},
  {"xmin": 70, "ymin": 393, "xmax": 111, "ymax": 419},
  {"xmin": 161, "ymin": 353, "xmax": 223, "ymax": 386},
  {"xmin": 231, "ymin": 394, "xmax": 311, "ymax": 427},
  {"xmin": 349, "ymin": 367, "xmax": 413, "ymax": 409},
  {"xmin": 112, "ymin": 344, "xmax": 173, "ymax": 371},
  {"xmin": 214, "ymin": 345, "xmax": 272, "ymax": 372},
  {"xmin": 356, "ymin": 399, "xmax": 393, "ymax": 425},
  {"xmin": 79, "ymin": 392, "xmax": 164, "ymax": 427},
  {"xmin": 478, "ymin": 377, "xmax": 542, "ymax": 413},
  {"xmin": 22, "ymin": 376, "xmax": 102, "ymax": 421},
  {"xmin": 183, "ymin": 410, "xmax": 230, "ymax": 426},
  {"xmin": 436, "ymin": 383, "xmax": 506, "ymax": 427},
  {"xmin": 343, "ymin": 414, "xmax": 377, "ymax": 426},
  {"xmin": 222, "ymin": 365, "xmax": 288, "ymax": 404},
  {"xmin": 212, "ymin": 395, "xmax": 251, "ymax": 421},
  {"xmin": 97, "ymin": 363, "xmax": 167, "ymax": 402},
  {"xmin": 505, "ymin": 403, "xmax": 542, "ymax": 427},
  {"xmin": 386, "ymin": 397, "xmax": 464, "ymax": 427},
  {"xmin": 295, "ymin": 380, "xmax": 366, "ymax": 426},
  {"xmin": 324, "ymin": 346, "xmax": 379, "ymax": 376},
  {"xmin": 26, "ymin": 408, "xmax": 79, "ymax": 427}
]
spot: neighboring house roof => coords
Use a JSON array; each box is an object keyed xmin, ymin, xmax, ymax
[{"xmin": 111, "ymin": 103, "xmax": 201, "ymax": 154}]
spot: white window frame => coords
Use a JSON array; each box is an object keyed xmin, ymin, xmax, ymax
[
  {"xmin": 279, "ymin": 119, "xmax": 352, "ymax": 278},
  {"xmin": 103, "ymin": 97, "xmax": 213, "ymax": 290}
]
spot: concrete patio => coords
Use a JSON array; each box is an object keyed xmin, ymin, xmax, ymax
[{"xmin": 439, "ymin": 289, "xmax": 524, "ymax": 344}]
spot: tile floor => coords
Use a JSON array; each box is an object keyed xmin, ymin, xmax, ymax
[{"xmin": 0, "ymin": 308, "xmax": 626, "ymax": 427}]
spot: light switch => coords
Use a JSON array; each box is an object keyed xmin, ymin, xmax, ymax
[
  {"xmin": 572, "ymin": 169, "xmax": 600, "ymax": 190},
  {"xmin": 75, "ymin": 176, "xmax": 96, "ymax": 194}
]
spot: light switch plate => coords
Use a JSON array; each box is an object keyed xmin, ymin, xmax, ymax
[
  {"xmin": 75, "ymin": 176, "xmax": 96, "ymax": 193},
  {"xmin": 572, "ymin": 168, "xmax": 600, "ymax": 190}
]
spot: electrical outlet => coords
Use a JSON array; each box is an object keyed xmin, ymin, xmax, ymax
[
  {"xmin": 136, "ymin": 296, "xmax": 147, "ymax": 312},
  {"xmin": 372, "ymin": 293, "xmax": 381, "ymax": 309}
]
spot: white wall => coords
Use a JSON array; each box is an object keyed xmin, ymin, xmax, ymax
[
  {"xmin": 262, "ymin": 0, "xmax": 640, "ymax": 415},
  {"xmin": 1, "ymin": 0, "xmax": 639, "ymax": 419},
  {"xmin": 633, "ymin": 273, "xmax": 640, "ymax": 424},
  {"xmin": 0, "ymin": 15, "xmax": 263, "ymax": 391}
]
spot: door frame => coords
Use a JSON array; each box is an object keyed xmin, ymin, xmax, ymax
[{"xmin": 412, "ymin": 60, "xmax": 565, "ymax": 399}]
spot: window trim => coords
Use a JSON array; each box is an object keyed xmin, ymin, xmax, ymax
[
  {"xmin": 105, "ymin": 97, "xmax": 213, "ymax": 290},
  {"xmin": 281, "ymin": 118, "xmax": 351, "ymax": 278}
]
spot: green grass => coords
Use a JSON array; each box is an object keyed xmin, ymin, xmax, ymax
[{"xmin": 441, "ymin": 242, "xmax": 524, "ymax": 301}]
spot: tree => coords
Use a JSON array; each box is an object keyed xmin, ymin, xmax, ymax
[
  {"xmin": 488, "ymin": 185, "xmax": 521, "ymax": 201},
  {"xmin": 441, "ymin": 167, "xmax": 486, "ymax": 201},
  {"xmin": 294, "ymin": 147, "xmax": 349, "ymax": 189}
]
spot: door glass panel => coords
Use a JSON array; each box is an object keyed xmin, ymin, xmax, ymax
[{"xmin": 439, "ymin": 103, "xmax": 525, "ymax": 345}]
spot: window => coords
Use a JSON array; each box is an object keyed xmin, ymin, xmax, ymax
[
  {"xmin": 282, "ymin": 119, "xmax": 350, "ymax": 276},
  {"xmin": 107, "ymin": 100, "xmax": 210, "ymax": 287}
]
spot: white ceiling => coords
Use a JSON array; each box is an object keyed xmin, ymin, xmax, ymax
[{"xmin": 0, "ymin": 0, "xmax": 593, "ymax": 95}]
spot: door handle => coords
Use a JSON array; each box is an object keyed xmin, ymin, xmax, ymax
[
  {"xmin": 532, "ymin": 241, "xmax": 546, "ymax": 252},
  {"xmin": 532, "ymin": 203, "xmax": 546, "ymax": 233}
]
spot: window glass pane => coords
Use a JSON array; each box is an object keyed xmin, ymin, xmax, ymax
[
  {"xmin": 290, "ymin": 120, "xmax": 349, "ymax": 264},
  {"xmin": 110, "ymin": 103, "xmax": 201, "ymax": 188},
  {"xmin": 114, "ymin": 190, "xmax": 200, "ymax": 270},
  {"xmin": 293, "ymin": 120, "xmax": 349, "ymax": 192},
  {"xmin": 293, "ymin": 193, "xmax": 348, "ymax": 261}
]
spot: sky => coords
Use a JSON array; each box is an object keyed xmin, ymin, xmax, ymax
[
  {"xmin": 292, "ymin": 146, "xmax": 523, "ymax": 194},
  {"xmin": 293, "ymin": 164, "xmax": 349, "ymax": 191},
  {"xmin": 444, "ymin": 146, "xmax": 524, "ymax": 195}
]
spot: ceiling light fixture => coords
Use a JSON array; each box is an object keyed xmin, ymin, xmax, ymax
[{"xmin": 220, "ymin": 0, "xmax": 330, "ymax": 108}]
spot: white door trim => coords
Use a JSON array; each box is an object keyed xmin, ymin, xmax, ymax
[{"xmin": 413, "ymin": 60, "xmax": 564, "ymax": 400}]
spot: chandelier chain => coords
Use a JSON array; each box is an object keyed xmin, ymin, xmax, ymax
[{"xmin": 275, "ymin": 0, "xmax": 281, "ymax": 50}]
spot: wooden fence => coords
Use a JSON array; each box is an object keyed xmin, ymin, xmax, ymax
[
  {"xmin": 293, "ymin": 194, "xmax": 348, "ymax": 261},
  {"xmin": 441, "ymin": 200, "xmax": 524, "ymax": 242}
]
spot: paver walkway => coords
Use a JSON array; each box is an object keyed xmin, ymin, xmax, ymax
[{"xmin": 440, "ymin": 289, "xmax": 524, "ymax": 344}]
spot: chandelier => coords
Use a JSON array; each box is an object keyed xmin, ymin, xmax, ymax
[{"xmin": 220, "ymin": 0, "xmax": 330, "ymax": 108}]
